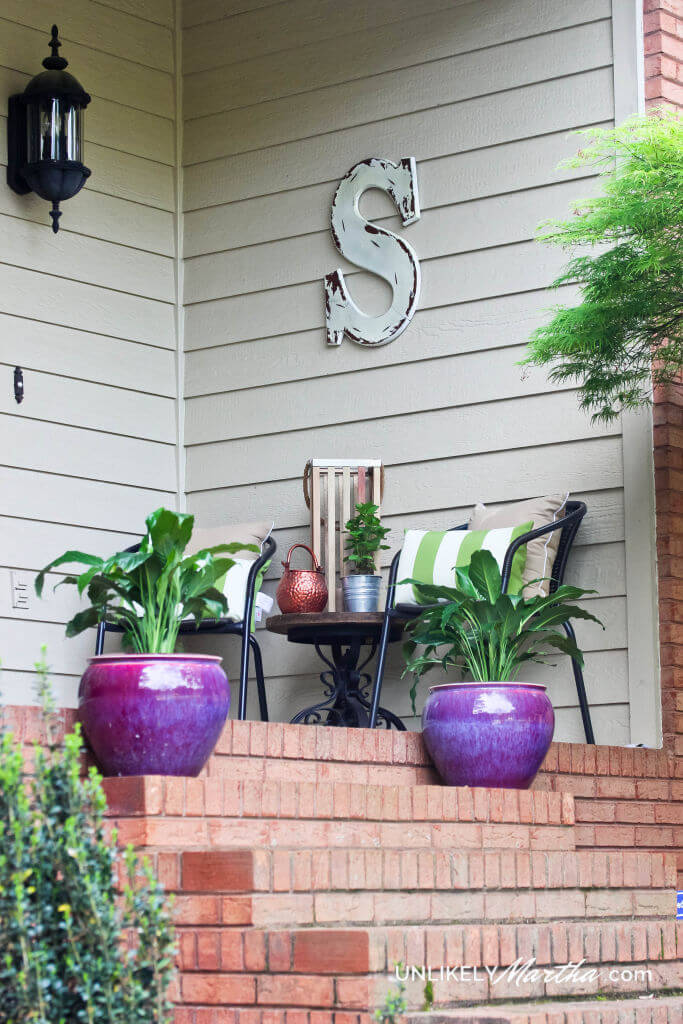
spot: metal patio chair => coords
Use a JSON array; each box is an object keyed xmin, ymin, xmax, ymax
[
  {"xmin": 94, "ymin": 535, "xmax": 276, "ymax": 722},
  {"xmin": 369, "ymin": 500, "xmax": 595, "ymax": 743}
]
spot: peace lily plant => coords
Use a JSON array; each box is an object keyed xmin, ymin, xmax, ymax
[
  {"xmin": 35, "ymin": 507, "xmax": 255, "ymax": 653},
  {"xmin": 402, "ymin": 549, "xmax": 602, "ymax": 710},
  {"xmin": 401, "ymin": 549, "xmax": 602, "ymax": 790},
  {"xmin": 35, "ymin": 508, "xmax": 256, "ymax": 778}
]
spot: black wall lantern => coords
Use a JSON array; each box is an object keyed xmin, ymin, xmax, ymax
[{"xmin": 7, "ymin": 25, "xmax": 91, "ymax": 232}]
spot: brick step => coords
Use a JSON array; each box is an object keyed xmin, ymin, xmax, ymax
[
  {"xmin": 104, "ymin": 776, "xmax": 575, "ymax": 827},
  {"xmin": 174, "ymin": 923, "xmax": 680, "ymax": 976},
  {"xmin": 404, "ymin": 995, "xmax": 683, "ymax": 1024},
  {"xmin": 113, "ymin": 815, "xmax": 577, "ymax": 854},
  {"xmin": 164, "ymin": 848, "xmax": 676, "ymax": 897},
  {"xmin": 203, "ymin": 722, "xmax": 674, "ymax": 786},
  {"xmin": 175, "ymin": 1012, "xmax": 370, "ymax": 1024},
  {"xmin": 103, "ymin": 777, "xmax": 576, "ymax": 853},
  {"xmin": 174, "ymin": 939, "xmax": 681, "ymax": 1012},
  {"xmin": 173, "ymin": 878, "xmax": 676, "ymax": 927},
  {"xmin": 176, "ymin": 961, "xmax": 680, "ymax": 1013}
]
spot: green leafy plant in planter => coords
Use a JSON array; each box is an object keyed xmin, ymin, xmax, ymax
[
  {"xmin": 344, "ymin": 502, "xmax": 391, "ymax": 574},
  {"xmin": 34, "ymin": 507, "xmax": 257, "ymax": 778},
  {"xmin": 35, "ymin": 507, "xmax": 255, "ymax": 652},
  {"xmin": 522, "ymin": 110, "xmax": 683, "ymax": 423},
  {"xmin": 401, "ymin": 550, "xmax": 604, "ymax": 788},
  {"xmin": 0, "ymin": 656, "xmax": 176, "ymax": 1023},
  {"xmin": 343, "ymin": 503, "xmax": 391, "ymax": 612},
  {"xmin": 402, "ymin": 549, "xmax": 602, "ymax": 712}
]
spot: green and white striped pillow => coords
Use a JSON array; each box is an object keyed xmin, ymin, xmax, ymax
[{"xmin": 395, "ymin": 522, "xmax": 533, "ymax": 606}]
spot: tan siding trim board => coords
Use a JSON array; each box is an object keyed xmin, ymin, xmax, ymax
[{"xmin": 611, "ymin": 0, "xmax": 661, "ymax": 745}]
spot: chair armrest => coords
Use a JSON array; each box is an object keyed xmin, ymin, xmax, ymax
[{"xmin": 243, "ymin": 534, "xmax": 276, "ymax": 632}]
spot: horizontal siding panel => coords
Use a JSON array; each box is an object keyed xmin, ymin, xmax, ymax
[
  {"xmin": 184, "ymin": 288, "xmax": 578, "ymax": 397},
  {"xmin": 0, "ymin": 264, "xmax": 175, "ymax": 347},
  {"xmin": 2, "ymin": 0, "xmax": 173, "ymax": 72},
  {"xmin": 183, "ymin": 0, "xmax": 315, "ymax": 29},
  {"xmin": 0, "ymin": 466, "xmax": 176, "ymax": 533},
  {"xmin": 184, "ymin": 0, "xmax": 474, "ymax": 72},
  {"xmin": 184, "ymin": 239, "xmax": 568, "ymax": 349},
  {"xmin": 0, "ymin": 371, "xmax": 176, "ymax": 442},
  {"xmin": 0, "ymin": 618, "xmax": 111, "ymax": 676},
  {"xmin": 184, "ymin": 0, "xmax": 610, "ymax": 117},
  {"xmin": 0, "ymin": 516, "xmax": 137, "ymax": 571},
  {"xmin": 86, "ymin": 142, "xmax": 176, "ymax": 211},
  {"xmin": 187, "ymin": 437, "xmax": 625, "ymax": 531},
  {"xmin": 97, "ymin": 0, "xmax": 174, "ymax": 28},
  {"xmin": 0, "ymin": 415, "xmax": 176, "ymax": 488},
  {"xmin": 184, "ymin": 179, "xmax": 597, "ymax": 304},
  {"xmin": 0, "ymin": 316, "xmax": 176, "ymax": 396},
  {"xmin": 183, "ymin": 127, "xmax": 605, "ymax": 257},
  {"xmin": 0, "ymin": 668, "xmax": 82, "ymax": 709},
  {"xmin": 183, "ymin": 68, "xmax": 613, "ymax": 209},
  {"xmin": 0, "ymin": 180, "xmax": 175, "ymax": 256},
  {"xmin": 185, "ymin": 343, "xmax": 564, "ymax": 444},
  {"xmin": 0, "ymin": 17, "xmax": 174, "ymax": 117},
  {"xmin": 185, "ymin": 22, "xmax": 611, "ymax": 163},
  {"xmin": 186, "ymin": 390, "xmax": 614, "ymax": 491},
  {"xmin": 553, "ymin": 704, "xmax": 629, "ymax": 746},
  {"xmin": 0, "ymin": 212, "xmax": 174, "ymax": 302}
]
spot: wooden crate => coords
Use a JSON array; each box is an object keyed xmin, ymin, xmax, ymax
[{"xmin": 304, "ymin": 459, "xmax": 384, "ymax": 612}]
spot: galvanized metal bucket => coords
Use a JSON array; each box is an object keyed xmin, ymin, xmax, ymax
[{"xmin": 342, "ymin": 574, "xmax": 381, "ymax": 612}]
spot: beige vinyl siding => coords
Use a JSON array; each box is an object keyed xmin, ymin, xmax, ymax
[
  {"xmin": 180, "ymin": 0, "xmax": 642, "ymax": 743},
  {"xmin": 0, "ymin": 1, "xmax": 179, "ymax": 706}
]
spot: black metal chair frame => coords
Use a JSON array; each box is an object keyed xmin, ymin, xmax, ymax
[
  {"xmin": 369, "ymin": 501, "xmax": 595, "ymax": 743},
  {"xmin": 94, "ymin": 535, "xmax": 276, "ymax": 722}
]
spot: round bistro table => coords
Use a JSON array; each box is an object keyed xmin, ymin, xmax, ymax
[{"xmin": 265, "ymin": 612, "xmax": 406, "ymax": 729}]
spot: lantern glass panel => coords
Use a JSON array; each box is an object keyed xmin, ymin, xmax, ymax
[{"xmin": 26, "ymin": 98, "xmax": 83, "ymax": 163}]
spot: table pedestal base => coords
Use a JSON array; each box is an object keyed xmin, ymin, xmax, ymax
[{"xmin": 290, "ymin": 635, "xmax": 405, "ymax": 729}]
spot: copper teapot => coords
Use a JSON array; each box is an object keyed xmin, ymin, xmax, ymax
[{"xmin": 276, "ymin": 544, "xmax": 328, "ymax": 614}]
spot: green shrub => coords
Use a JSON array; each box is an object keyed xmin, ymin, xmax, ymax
[
  {"xmin": 523, "ymin": 110, "xmax": 683, "ymax": 423},
  {"xmin": 0, "ymin": 658, "xmax": 176, "ymax": 1024}
]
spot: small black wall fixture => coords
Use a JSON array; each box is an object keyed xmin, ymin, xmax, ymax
[
  {"xmin": 13, "ymin": 367, "xmax": 24, "ymax": 404},
  {"xmin": 7, "ymin": 25, "xmax": 91, "ymax": 232}
]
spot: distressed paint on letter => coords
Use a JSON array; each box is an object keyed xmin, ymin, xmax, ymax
[{"xmin": 324, "ymin": 157, "xmax": 421, "ymax": 347}]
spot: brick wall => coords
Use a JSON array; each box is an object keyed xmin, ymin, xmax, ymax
[{"xmin": 645, "ymin": 0, "xmax": 683, "ymax": 755}]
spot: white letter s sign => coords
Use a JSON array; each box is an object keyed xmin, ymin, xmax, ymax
[{"xmin": 324, "ymin": 157, "xmax": 421, "ymax": 347}]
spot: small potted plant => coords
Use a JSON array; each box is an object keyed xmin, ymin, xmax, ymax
[
  {"xmin": 35, "ymin": 507, "xmax": 255, "ymax": 778},
  {"xmin": 402, "ymin": 549, "xmax": 602, "ymax": 788},
  {"xmin": 342, "ymin": 502, "xmax": 390, "ymax": 612}
]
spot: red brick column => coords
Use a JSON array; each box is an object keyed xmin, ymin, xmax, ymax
[{"xmin": 644, "ymin": 0, "xmax": 683, "ymax": 755}]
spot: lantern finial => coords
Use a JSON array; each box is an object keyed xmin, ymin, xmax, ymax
[
  {"xmin": 49, "ymin": 202, "xmax": 61, "ymax": 234},
  {"xmin": 43, "ymin": 25, "xmax": 68, "ymax": 70}
]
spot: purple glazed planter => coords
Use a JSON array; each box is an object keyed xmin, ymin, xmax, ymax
[
  {"xmin": 421, "ymin": 682, "xmax": 554, "ymax": 789},
  {"xmin": 78, "ymin": 654, "xmax": 230, "ymax": 777}
]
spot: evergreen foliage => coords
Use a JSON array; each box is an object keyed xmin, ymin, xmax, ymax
[{"xmin": 522, "ymin": 110, "xmax": 683, "ymax": 422}]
